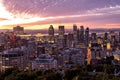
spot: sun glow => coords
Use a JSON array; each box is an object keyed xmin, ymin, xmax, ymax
[
  {"xmin": 0, "ymin": 0, "xmax": 120, "ymax": 29},
  {"xmin": 0, "ymin": 0, "xmax": 105, "ymax": 27},
  {"xmin": 0, "ymin": 0, "xmax": 13, "ymax": 19}
]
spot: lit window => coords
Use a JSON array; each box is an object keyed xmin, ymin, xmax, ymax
[
  {"xmin": 5, "ymin": 58, "xmax": 9, "ymax": 60},
  {"xmin": 40, "ymin": 64, "xmax": 44, "ymax": 68}
]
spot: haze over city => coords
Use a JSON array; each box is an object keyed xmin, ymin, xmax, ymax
[{"xmin": 0, "ymin": 0, "xmax": 120, "ymax": 30}]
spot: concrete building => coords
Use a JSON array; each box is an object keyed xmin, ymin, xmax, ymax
[
  {"xmin": 32, "ymin": 54, "xmax": 57, "ymax": 70},
  {"xmin": 113, "ymin": 50, "xmax": 120, "ymax": 61},
  {"xmin": 13, "ymin": 26, "xmax": 24, "ymax": 35},
  {"xmin": 48, "ymin": 25, "xmax": 54, "ymax": 43},
  {"xmin": 73, "ymin": 24, "xmax": 78, "ymax": 46},
  {"xmin": 85, "ymin": 27, "xmax": 89, "ymax": 47},
  {"xmin": 67, "ymin": 33, "xmax": 74, "ymax": 48},
  {"xmin": 57, "ymin": 48, "xmax": 86, "ymax": 68},
  {"xmin": 58, "ymin": 26, "xmax": 65, "ymax": 48},
  {"xmin": 90, "ymin": 42, "xmax": 106, "ymax": 64},
  {"xmin": 0, "ymin": 48, "xmax": 27, "ymax": 71},
  {"xmin": 79, "ymin": 26, "xmax": 84, "ymax": 43}
]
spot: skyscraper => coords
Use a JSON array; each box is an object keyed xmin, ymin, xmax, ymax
[
  {"xmin": 119, "ymin": 32, "xmax": 120, "ymax": 43},
  {"xmin": 79, "ymin": 26, "xmax": 84, "ymax": 43},
  {"xmin": 73, "ymin": 24, "xmax": 78, "ymax": 46},
  {"xmin": 58, "ymin": 26, "xmax": 65, "ymax": 48},
  {"xmin": 67, "ymin": 33, "xmax": 74, "ymax": 47},
  {"xmin": 59, "ymin": 26, "xmax": 65, "ymax": 36},
  {"xmin": 48, "ymin": 25, "xmax": 54, "ymax": 43},
  {"xmin": 111, "ymin": 35, "xmax": 115, "ymax": 46},
  {"xmin": 73, "ymin": 24, "xmax": 77, "ymax": 31},
  {"xmin": 91, "ymin": 33, "xmax": 97, "ymax": 41},
  {"xmin": 85, "ymin": 27, "xmax": 89, "ymax": 47},
  {"xmin": 104, "ymin": 32, "xmax": 108, "ymax": 40}
]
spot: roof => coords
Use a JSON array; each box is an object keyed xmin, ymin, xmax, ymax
[
  {"xmin": 1, "ymin": 48, "xmax": 24, "ymax": 57},
  {"xmin": 114, "ymin": 51, "xmax": 120, "ymax": 55},
  {"xmin": 34, "ymin": 54, "xmax": 55, "ymax": 63}
]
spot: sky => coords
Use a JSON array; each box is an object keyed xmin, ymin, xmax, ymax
[{"xmin": 0, "ymin": 0, "xmax": 120, "ymax": 30}]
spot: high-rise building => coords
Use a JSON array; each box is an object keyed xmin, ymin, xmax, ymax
[
  {"xmin": 85, "ymin": 27, "xmax": 89, "ymax": 47},
  {"xmin": 13, "ymin": 26, "xmax": 24, "ymax": 35},
  {"xmin": 119, "ymin": 32, "xmax": 120, "ymax": 43},
  {"xmin": 104, "ymin": 32, "xmax": 108, "ymax": 40},
  {"xmin": 58, "ymin": 26, "xmax": 65, "ymax": 48},
  {"xmin": 77, "ymin": 29, "xmax": 80, "ymax": 41},
  {"xmin": 111, "ymin": 35, "xmax": 116, "ymax": 45},
  {"xmin": 91, "ymin": 33, "xmax": 97, "ymax": 41},
  {"xmin": 73, "ymin": 24, "xmax": 78, "ymax": 46},
  {"xmin": 73, "ymin": 24, "xmax": 77, "ymax": 31},
  {"xmin": 0, "ymin": 33, "xmax": 5, "ymax": 45},
  {"xmin": 79, "ymin": 26, "xmax": 84, "ymax": 43},
  {"xmin": 59, "ymin": 26, "xmax": 65, "ymax": 36},
  {"xmin": 48, "ymin": 25, "xmax": 54, "ymax": 43},
  {"xmin": 67, "ymin": 33, "xmax": 74, "ymax": 47}
]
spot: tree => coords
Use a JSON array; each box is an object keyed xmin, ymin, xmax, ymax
[
  {"xmin": 46, "ymin": 72, "xmax": 62, "ymax": 80},
  {"xmin": 5, "ymin": 74, "xmax": 16, "ymax": 80},
  {"xmin": 15, "ymin": 72, "xmax": 30, "ymax": 80}
]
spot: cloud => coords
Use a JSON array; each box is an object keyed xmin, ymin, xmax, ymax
[
  {"xmin": 0, "ymin": 18, "xmax": 8, "ymax": 21},
  {"xmin": 0, "ymin": 0, "xmax": 120, "ymax": 29}
]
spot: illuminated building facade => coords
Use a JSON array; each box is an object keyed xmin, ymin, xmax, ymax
[
  {"xmin": 85, "ymin": 27, "xmax": 89, "ymax": 47},
  {"xmin": 0, "ymin": 49, "xmax": 26, "ymax": 71},
  {"xmin": 79, "ymin": 26, "xmax": 84, "ymax": 43},
  {"xmin": 13, "ymin": 26, "xmax": 24, "ymax": 35},
  {"xmin": 58, "ymin": 26, "xmax": 65, "ymax": 48},
  {"xmin": 48, "ymin": 25, "xmax": 54, "ymax": 43},
  {"xmin": 32, "ymin": 54, "xmax": 57, "ymax": 70},
  {"xmin": 73, "ymin": 24, "xmax": 78, "ymax": 46}
]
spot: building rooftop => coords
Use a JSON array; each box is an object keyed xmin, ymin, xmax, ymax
[
  {"xmin": 1, "ymin": 48, "xmax": 24, "ymax": 57},
  {"xmin": 34, "ymin": 54, "xmax": 55, "ymax": 63},
  {"xmin": 114, "ymin": 50, "xmax": 120, "ymax": 55}
]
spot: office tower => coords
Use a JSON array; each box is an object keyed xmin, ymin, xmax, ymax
[
  {"xmin": 0, "ymin": 33, "xmax": 5, "ymax": 45},
  {"xmin": 79, "ymin": 26, "xmax": 84, "ymax": 43},
  {"xmin": 91, "ymin": 33, "xmax": 97, "ymax": 41},
  {"xmin": 90, "ymin": 42, "xmax": 106, "ymax": 61},
  {"xmin": 85, "ymin": 27, "xmax": 89, "ymax": 47},
  {"xmin": 77, "ymin": 29, "xmax": 80, "ymax": 41},
  {"xmin": 58, "ymin": 26, "xmax": 65, "ymax": 48},
  {"xmin": 73, "ymin": 24, "xmax": 78, "ymax": 46},
  {"xmin": 0, "ymin": 33, "xmax": 5, "ymax": 51},
  {"xmin": 59, "ymin": 26, "xmax": 65, "ymax": 36},
  {"xmin": 13, "ymin": 26, "xmax": 24, "ymax": 35},
  {"xmin": 48, "ymin": 25, "xmax": 54, "ymax": 43},
  {"xmin": 67, "ymin": 33, "xmax": 74, "ymax": 47},
  {"xmin": 119, "ymin": 32, "xmax": 120, "ymax": 43},
  {"xmin": 111, "ymin": 35, "xmax": 115, "ymax": 45},
  {"xmin": 64, "ymin": 35, "xmax": 67, "ymax": 48},
  {"xmin": 104, "ymin": 32, "xmax": 108, "ymax": 40},
  {"xmin": 73, "ymin": 24, "xmax": 77, "ymax": 31}
]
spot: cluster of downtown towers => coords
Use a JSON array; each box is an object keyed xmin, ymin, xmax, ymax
[{"xmin": 48, "ymin": 25, "xmax": 89, "ymax": 48}]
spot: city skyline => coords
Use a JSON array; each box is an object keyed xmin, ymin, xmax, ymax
[{"xmin": 0, "ymin": 0, "xmax": 120, "ymax": 29}]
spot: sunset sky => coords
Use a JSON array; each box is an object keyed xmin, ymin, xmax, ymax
[{"xmin": 0, "ymin": 0, "xmax": 120, "ymax": 30}]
